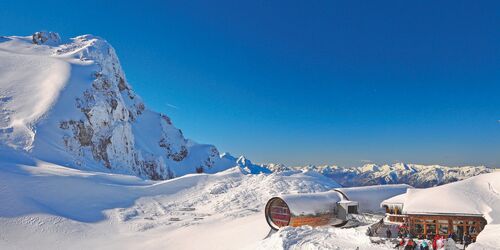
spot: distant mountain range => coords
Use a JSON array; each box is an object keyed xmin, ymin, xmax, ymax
[{"xmin": 267, "ymin": 163, "xmax": 493, "ymax": 188}]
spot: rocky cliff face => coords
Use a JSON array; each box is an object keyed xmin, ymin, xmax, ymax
[
  {"xmin": 0, "ymin": 32, "xmax": 236, "ymax": 180},
  {"xmin": 54, "ymin": 34, "xmax": 195, "ymax": 179}
]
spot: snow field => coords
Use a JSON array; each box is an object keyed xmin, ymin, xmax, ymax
[{"xmin": 0, "ymin": 154, "xmax": 339, "ymax": 249}]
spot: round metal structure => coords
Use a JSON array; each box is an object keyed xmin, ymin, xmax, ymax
[
  {"xmin": 265, "ymin": 197, "xmax": 291, "ymax": 229},
  {"xmin": 264, "ymin": 190, "xmax": 347, "ymax": 230}
]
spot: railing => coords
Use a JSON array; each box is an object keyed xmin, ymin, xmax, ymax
[{"xmin": 386, "ymin": 213, "xmax": 407, "ymax": 223}]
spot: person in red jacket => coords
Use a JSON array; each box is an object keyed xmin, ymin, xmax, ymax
[
  {"xmin": 405, "ymin": 239, "xmax": 415, "ymax": 250},
  {"xmin": 432, "ymin": 234, "xmax": 441, "ymax": 249}
]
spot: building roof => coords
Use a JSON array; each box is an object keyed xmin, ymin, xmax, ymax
[
  {"xmin": 380, "ymin": 180, "xmax": 488, "ymax": 217},
  {"xmin": 402, "ymin": 188, "xmax": 485, "ymax": 216},
  {"xmin": 381, "ymin": 192, "xmax": 407, "ymax": 207},
  {"xmin": 335, "ymin": 184, "xmax": 410, "ymax": 213}
]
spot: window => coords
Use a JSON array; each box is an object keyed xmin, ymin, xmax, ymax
[
  {"xmin": 454, "ymin": 225, "xmax": 464, "ymax": 237},
  {"xmin": 394, "ymin": 206, "xmax": 400, "ymax": 215},
  {"xmin": 348, "ymin": 205, "xmax": 358, "ymax": 214},
  {"xmin": 426, "ymin": 224, "xmax": 436, "ymax": 235},
  {"xmin": 414, "ymin": 224, "xmax": 424, "ymax": 234},
  {"xmin": 439, "ymin": 224, "xmax": 449, "ymax": 235}
]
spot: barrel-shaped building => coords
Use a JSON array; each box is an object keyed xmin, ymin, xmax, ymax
[
  {"xmin": 265, "ymin": 184, "xmax": 411, "ymax": 230},
  {"xmin": 265, "ymin": 190, "xmax": 356, "ymax": 230}
]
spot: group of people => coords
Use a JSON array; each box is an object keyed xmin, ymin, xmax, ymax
[
  {"xmin": 395, "ymin": 235, "xmax": 451, "ymax": 250},
  {"xmin": 447, "ymin": 232, "xmax": 472, "ymax": 247},
  {"xmin": 368, "ymin": 221, "xmax": 474, "ymax": 249},
  {"xmin": 393, "ymin": 227, "xmax": 473, "ymax": 250}
]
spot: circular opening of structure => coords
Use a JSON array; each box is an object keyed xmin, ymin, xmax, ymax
[{"xmin": 265, "ymin": 197, "xmax": 291, "ymax": 230}]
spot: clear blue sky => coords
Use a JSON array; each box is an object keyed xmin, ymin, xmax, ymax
[{"xmin": 1, "ymin": 1, "xmax": 499, "ymax": 167}]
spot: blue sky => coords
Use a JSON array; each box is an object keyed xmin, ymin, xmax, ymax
[{"xmin": 1, "ymin": 1, "xmax": 499, "ymax": 167}]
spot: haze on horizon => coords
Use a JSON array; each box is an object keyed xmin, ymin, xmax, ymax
[{"xmin": 1, "ymin": 0, "xmax": 498, "ymax": 167}]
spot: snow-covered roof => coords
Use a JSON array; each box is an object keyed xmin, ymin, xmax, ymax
[
  {"xmin": 336, "ymin": 184, "xmax": 411, "ymax": 213},
  {"xmin": 279, "ymin": 191, "xmax": 343, "ymax": 215},
  {"xmin": 381, "ymin": 193, "xmax": 407, "ymax": 207},
  {"xmin": 403, "ymin": 188, "xmax": 484, "ymax": 216},
  {"xmin": 381, "ymin": 182, "xmax": 489, "ymax": 216}
]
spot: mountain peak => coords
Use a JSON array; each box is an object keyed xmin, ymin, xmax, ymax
[
  {"xmin": 32, "ymin": 31, "xmax": 61, "ymax": 46},
  {"xmin": 0, "ymin": 32, "xmax": 243, "ymax": 180}
]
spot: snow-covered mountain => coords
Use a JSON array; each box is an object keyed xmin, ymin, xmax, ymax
[
  {"xmin": 282, "ymin": 163, "xmax": 493, "ymax": 188},
  {"xmin": 0, "ymin": 31, "xmax": 255, "ymax": 180}
]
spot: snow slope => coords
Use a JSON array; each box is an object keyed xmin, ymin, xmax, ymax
[
  {"xmin": 0, "ymin": 35, "xmax": 70, "ymax": 150},
  {"xmin": 0, "ymin": 146, "xmax": 417, "ymax": 250},
  {"xmin": 253, "ymin": 226, "xmax": 394, "ymax": 250},
  {"xmin": 290, "ymin": 163, "xmax": 492, "ymax": 188},
  {"xmin": 0, "ymin": 32, "xmax": 248, "ymax": 180},
  {"xmin": 0, "ymin": 146, "xmax": 342, "ymax": 250}
]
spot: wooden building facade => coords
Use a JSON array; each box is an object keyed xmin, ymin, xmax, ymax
[{"xmin": 407, "ymin": 214, "xmax": 486, "ymax": 240}]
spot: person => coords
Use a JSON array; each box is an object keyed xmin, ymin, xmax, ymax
[
  {"xmin": 445, "ymin": 237, "xmax": 457, "ymax": 250},
  {"xmin": 436, "ymin": 236, "xmax": 445, "ymax": 250},
  {"xmin": 448, "ymin": 232, "xmax": 457, "ymax": 241},
  {"xmin": 457, "ymin": 228, "xmax": 464, "ymax": 244},
  {"xmin": 395, "ymin": 238, "xmax": 404, "ymax": 249},
  {"xmin": 463, "ymin": 233, "xmax": 472, "ymax": 249},
  {"xmin": 387, "ymin": 228, "xmax": 392, "ymax": 238},
  {"xmin": 405, "ymin": 238, "xmax": 415, "ymax": 250},
  {"xmin": 420, "ymin": 239, "xmax": 429, "ymax": 250},
  {"xmin": 407, "ymin": 232, "xmax": 413, "ymax": 239}
]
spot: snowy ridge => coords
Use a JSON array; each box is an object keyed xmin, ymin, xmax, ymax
[
  {"xmin": 0, "ymin": 32, "xmax": 245, "ymax": 180},
  {"xmin": 287, "ymin": 163, "xmax": 492, "ymax": 188}
]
